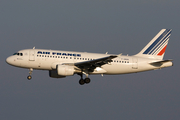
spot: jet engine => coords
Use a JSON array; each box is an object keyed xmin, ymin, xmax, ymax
[
  {"xmin": 57, "ymin": 64, "xmax": 75, "ymax": 76},
  {"xmin": 49, "ymin": 69, "xmax": 66, "ymax": 78}
]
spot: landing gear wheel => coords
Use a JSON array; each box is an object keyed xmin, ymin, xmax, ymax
[
  {"xmin": 84, "ymin": 78, "xmax": 91, "ymax": 84},
  {"xmin": 79, "ymin": 79, "xmax": 85, "ymax": 85},
  {"xmin": 78, "ymin": 72, "xmax": 91, "ymax": 85},
  {"xmin": 27, "ymin": 68, "xmax": 33, "ymax": 80},
  {"xmin": 27, "ymin": 75, "xmax": 32, "ymax": 80}
]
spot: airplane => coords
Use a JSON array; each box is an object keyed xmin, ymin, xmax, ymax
[{"xmin": 6, "ymin": 29, "xmax": 173, "ymax": 85}]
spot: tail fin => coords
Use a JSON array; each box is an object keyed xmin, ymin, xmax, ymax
[{"xmin": 135, "ymin": 29, "xmax": 172, "ymax": 60}]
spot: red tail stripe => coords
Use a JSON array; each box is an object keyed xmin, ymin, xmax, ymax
[{"xmin": 157, "ymin": 45, "xmax": 167, "ymax": 56}]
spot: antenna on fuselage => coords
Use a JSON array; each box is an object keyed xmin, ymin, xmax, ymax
[{"xmin": 33, "ymin": 47, "xmax": 35, "ymax": 49}]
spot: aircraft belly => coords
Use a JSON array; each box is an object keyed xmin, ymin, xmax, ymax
[
  {"xmin": 91, "ymin": 67, "xmax": 107, "ymax": 74},
  {"xmin": 20, "ymin": 59, "xmax": 52, "ymax": 70},
  {"xmin": 102, "ymin": 64, "xmax": 133, "ymax": 74},
  {"xmin": 102, "ymin": 62, "xmax": 156, "ymax": 74}
]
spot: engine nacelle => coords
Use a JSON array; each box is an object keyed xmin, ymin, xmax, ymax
[
  {"xmin": 49, "ymin": 69, "xmax": 66, "ymax": 78},
  {"xmin": 57, "ymin": 65, "xmax": 75, "ymax": 76}
]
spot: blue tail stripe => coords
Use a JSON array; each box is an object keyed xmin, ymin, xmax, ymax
[
  {"xmin": 151, "ymin": 39, "xmax": 169, "ymax": 55},
  {"xmin": 143, "ymin": 29, "xmax": 170, "ymax": 54},
  {"xmin": 149, "ymin": 31, "xmax": 171, "ymax": 54},
  {"xmin": 143, "ymin": 29, "xmax": 171, "ymax": 54}
]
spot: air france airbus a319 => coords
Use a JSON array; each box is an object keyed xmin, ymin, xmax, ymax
[{"xmin": 6, "ymin": 29, "xmax": 173, "ymax": 85}]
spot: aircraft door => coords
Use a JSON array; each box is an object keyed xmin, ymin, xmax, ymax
[
  {"xmin": 132, "ymin": 58, "xmax": 138, "ymax": 69},
  {"xmin": 29, "ymin": 50, "xmax": 35, "ymax": 61}
]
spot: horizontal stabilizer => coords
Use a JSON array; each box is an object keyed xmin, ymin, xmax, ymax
[{"xmin": 149, "ymin": 59, "xmax": 173, "ymax": 67}]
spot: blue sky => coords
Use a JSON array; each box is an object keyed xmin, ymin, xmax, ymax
[{"xmin": 1, "ymin": 1, "xmax": 180, "ymax": 120}]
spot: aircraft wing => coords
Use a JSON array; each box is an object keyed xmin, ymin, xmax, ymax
[{"xmin": 73, "ymin": 55, "xmax": 118, "ymax": 72}]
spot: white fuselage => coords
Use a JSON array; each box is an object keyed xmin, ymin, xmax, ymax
[
  {"xmin": 6, "ymin": 49, "xmax": 173, "ymax": 75},
  {"xmin": 5, "ymin": 29, "xmax": 173, "ymax": 85}
]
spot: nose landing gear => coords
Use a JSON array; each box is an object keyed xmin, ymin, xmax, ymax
[
  {"xmin": 27, "ymin": 75, "xmax": 32, "ymax": 80},
  {"xmin": 27, "ymin": 68, "xmax": 33, "ymax": 80}
]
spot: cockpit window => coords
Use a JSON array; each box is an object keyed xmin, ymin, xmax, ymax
[{"xmin": 13, "ymin": 53, "xmax": 23, "ymax": 56}]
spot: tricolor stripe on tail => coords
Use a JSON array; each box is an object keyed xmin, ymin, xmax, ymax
[{"xmin": 136, "ymin": 29, "xmax": 172, "ymax": 60}]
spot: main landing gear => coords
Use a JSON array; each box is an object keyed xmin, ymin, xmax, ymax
[
  {"xmin": 27, "ymin": 68, "xmax": 33, "ymax": 80},
  {"xmin": 78, "ymin": 73, "xmax": 91, "ymax": 85}
]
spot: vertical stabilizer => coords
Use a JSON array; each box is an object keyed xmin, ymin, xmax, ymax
[{"xmin": 135, "ymin": 29, "xmax": 172, "ymax": 60}]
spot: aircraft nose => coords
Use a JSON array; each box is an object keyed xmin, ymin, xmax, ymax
[{"xmin": 6, "ymin": 56, "xmax": 14, "ymax": 65}]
